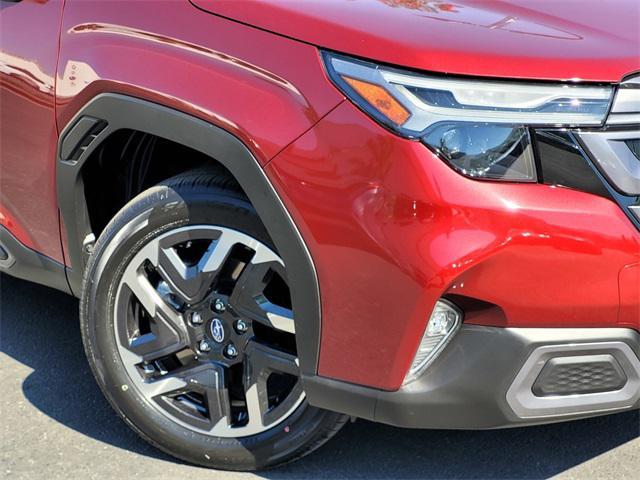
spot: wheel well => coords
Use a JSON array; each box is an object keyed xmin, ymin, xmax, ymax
[
  {"xmin": 58, "ymin": 93, "xmax": 320, "ymax": 375},
  {"xmin": 82, "ymin": 129, "xmax": 242, "ymax": 238}
]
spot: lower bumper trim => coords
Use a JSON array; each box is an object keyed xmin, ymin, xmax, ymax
[
  {"xmin": 507, "ymin": 341, "xmax": 640, "ymax": 419},
  {"xmin": 303, "ymin": 326, "xmax": 640, "ymax": 429}
]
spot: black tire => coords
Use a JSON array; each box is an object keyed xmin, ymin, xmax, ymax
[{"xmin": 80, "ymin": 169, "xmax": 348, "ymax": 470}]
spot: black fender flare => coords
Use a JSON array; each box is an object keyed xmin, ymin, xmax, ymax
[{"xmin": 57, "ymin": 93, "xmax": 321, "ymax": 375}]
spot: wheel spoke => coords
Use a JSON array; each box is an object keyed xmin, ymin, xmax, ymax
[
  {"xmin": 156, "ymin": 231, "xmax": 237, "ymax": 305},
  {"xmin": 242, "ymin": 341, "xmax": 300, "ymax": 429},
  {"xmin": 121, "ymin": 261, "xmax": 188, "ymax": 362},
  {"xmin": 147, "ymin": 363, "xmax": 232, "ymax": 428},
  {"xmin": 200, "ymin": 231, "xmax": 241, "ymax": 274},
  {"xmin": 243, "ymin": 379, "xmax": 269, "ymax": 430},
  {"xmin": 122, "ymin": 242, "xmax": 180, "ymax": 323},
  {"xmin": 185, "ymin": 363, "xmax": 232, "ymax": 428},
  {"xmin": 156, "ymin": 245, "xmax": 212, "ymax": 305},
  {"xmin": 137, "ymin": 368, "xmax": 189, "ymax": 398},
  {"xmin": 247, "ymin": 341, "xmax": 300, "ymax": 376},
  {"xmin": 255, "ymin": 298, "xmax": 295, "ymax": 334},
  {"xmin": 230, "ymin": 254, "xmax": 295, "ymax": 334}
]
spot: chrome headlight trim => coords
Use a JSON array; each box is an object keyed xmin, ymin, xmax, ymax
[
  {"xmin": 577, "ymin": 129, "xmax": 640, "ymax": 196},
  {"xmin": 606, "ymin": 74, "xmax": 640, "ymax": 126}
]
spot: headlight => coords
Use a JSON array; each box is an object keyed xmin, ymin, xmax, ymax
[{"xmin": 323, "ymin": 52, "xmax": 613, "ymax": 182}]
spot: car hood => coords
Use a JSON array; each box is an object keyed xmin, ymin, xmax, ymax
[{"xmin": 191, "ymin": 0, "xmax": 639, "ymax": 83}]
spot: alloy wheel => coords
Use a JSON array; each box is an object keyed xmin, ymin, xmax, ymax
[{"xmin": 113, "ymin": 225, "xmax": 304, "ymax": 438}]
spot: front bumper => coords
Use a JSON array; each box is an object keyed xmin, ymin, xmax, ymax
[
  {"xmin": 304, "ymin": 326, "xmax": 640, "ymax": 429},
  {"xmin": 267, "ymin": 100, "xmax": 640, "ymax": 391}
]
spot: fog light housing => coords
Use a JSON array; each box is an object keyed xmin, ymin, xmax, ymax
[{"xmin": 405, "ymin": 299, "xmax": 462, "ymax": 383}]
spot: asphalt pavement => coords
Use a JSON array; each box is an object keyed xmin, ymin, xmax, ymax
[{"xmin": 1, "ymin": 273, "xmax": 639, "ymax": 479}]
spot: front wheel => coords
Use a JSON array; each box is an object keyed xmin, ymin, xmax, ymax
[{"xmin": 80, "ymin": 170, "xmax": 347, "ymax": 470}]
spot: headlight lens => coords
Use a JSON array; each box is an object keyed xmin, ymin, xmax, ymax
[
  {"xmin": 424, "ymin": 123, "xmax": 537, "ymax": 181},
  {"xmin": 323, "ymin": 52, "xmax": 613, "ymax": 182}
]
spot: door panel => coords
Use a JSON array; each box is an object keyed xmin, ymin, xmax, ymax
[{"xmin": 0, "ymin": 0, "xmax": 65, "ymax": 262}]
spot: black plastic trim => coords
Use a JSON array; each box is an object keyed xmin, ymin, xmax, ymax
[
  {"xmin": 531, "ymin": 354, "xmax": 627, "ymax": 396},
  {"xmin": 571, "ymin": 131, "xmax": 640, "ymax": 231},
  {"xmin": 304, "ymin": 325, "xmax": 640, "ymax": 429},
  {"xmin": 56, "ymin": 93, "xmax": 321, "ymax": 375},
  {"xmin": 59, "ymin": 116, "xmax": 107, "ymax": 161},
  {"xmin": 0, "ymin": 226, "xmax": 70, "ymax": 294},
  {"xmin": 535, "ymin": 129, "xmax": 612, "ymax": 199}
]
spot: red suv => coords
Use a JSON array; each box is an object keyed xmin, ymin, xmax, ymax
[{"xmin": 2, "ymin": 0, "xmax": 639, "ymax": 471}]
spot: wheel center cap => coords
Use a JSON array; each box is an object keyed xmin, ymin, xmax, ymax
[{"xmin": 210, "ymin": 318, "xmax": 225, "ymax": 343}]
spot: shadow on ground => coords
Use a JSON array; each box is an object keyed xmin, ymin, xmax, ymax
[{"xmin": 1, "ymin": 274, "xmax": 638, "ymax": 479}]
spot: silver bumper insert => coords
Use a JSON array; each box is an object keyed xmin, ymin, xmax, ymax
[{"xmin": 507, "ymin": 341, "xmax": 640, "ymax": 419}]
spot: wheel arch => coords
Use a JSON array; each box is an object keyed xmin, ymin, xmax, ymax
[{"xmin": 57, "ymin": 92, "xmax": 321, "ymax": 375}]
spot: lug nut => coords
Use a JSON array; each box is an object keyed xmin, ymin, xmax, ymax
[
  {"xmin": 212, "ymin": 299, "xmax": 226, "ymax": 313},
  {"xmin": 198, "ymin": 339, "xmax": 211, "ymax": 353},
  {"xmin": 224, "ymin": 343, "xmax": 239, "ymax": 359},
  {"xmin": 191, "ymin": 312, "xmax": 203, "ymax": 325},
  {"xmin": 235, "ymin": 319, "xmax": 248, "ymax": 334}
]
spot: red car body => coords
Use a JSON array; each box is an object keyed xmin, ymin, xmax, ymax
[{"xmin": 1, "ymin": 0, "xmax": 639, "ymax": 423}]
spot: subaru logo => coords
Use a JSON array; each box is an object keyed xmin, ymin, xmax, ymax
[{"xmin": 210, "ymin": 318, "xmax": 225, "ymax": 343}]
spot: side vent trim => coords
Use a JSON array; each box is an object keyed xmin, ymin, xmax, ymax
[{"xmin": 60, "ymin": 116, "xmax": 108, "ymax": 163}]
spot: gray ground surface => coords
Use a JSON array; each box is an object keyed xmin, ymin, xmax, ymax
[{"xmin": 1, "ymin": 273, "xmax": 638, "ymax": 479}]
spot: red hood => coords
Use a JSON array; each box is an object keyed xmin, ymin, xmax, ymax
[{"xmin": 191, "ymin": 0, "xmax": 639, "ymax": 82}]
